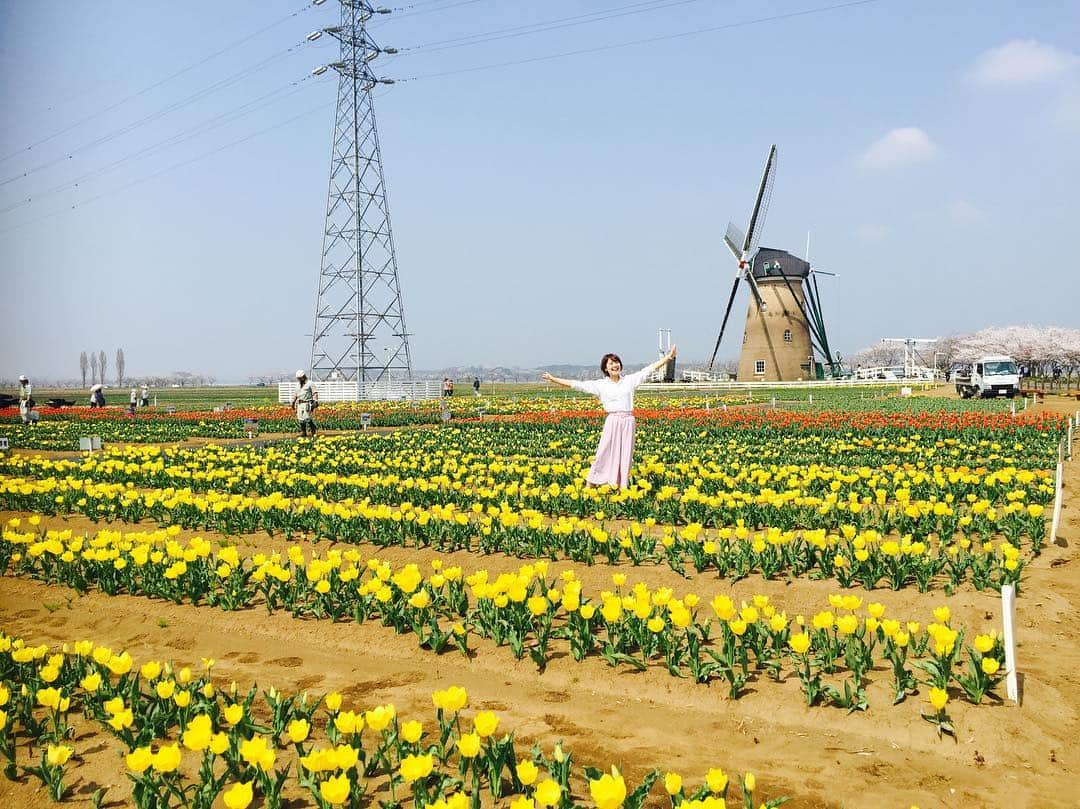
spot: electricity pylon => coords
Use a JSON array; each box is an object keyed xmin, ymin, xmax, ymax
[{"xmin": 309, "ymin": 0, "xmax": 412, "ymax": 382}]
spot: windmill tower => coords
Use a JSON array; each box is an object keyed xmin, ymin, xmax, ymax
[
  {"xmin": 707, "ymin": 146, "xmax": 839, "ymax": 381},
  {"xmin": 735, "ymin": 248, "xmax": 815, "ymax": 380}
]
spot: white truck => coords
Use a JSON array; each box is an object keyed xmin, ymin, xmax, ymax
[{"xmin": 953, "ymin": 355, "xmax": 1020, "ymax": 399}]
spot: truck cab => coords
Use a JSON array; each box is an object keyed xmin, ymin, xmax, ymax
[{"xmin": 954, "ymin": 355, "xmax": 1020, "ymax": 399}]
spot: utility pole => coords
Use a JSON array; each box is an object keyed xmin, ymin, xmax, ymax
[{"xmin": 309, "ymin": 0, "xmax": 412, "ymax": 384}]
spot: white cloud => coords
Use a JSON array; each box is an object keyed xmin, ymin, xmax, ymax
[
  {"xmin": 966, "ymin": 39, "xmax": 1079, "ymax": 86},
  {"xmin": 855, "ymin": 223, "xmax": 893, "ymax": 243},
  {"xmin": 857, "ymin": 127, "xmax": 939, "ymax": 170},
  {"xmin": 947, "ymin": 199, "xmax": 989, "ymax": 226}
]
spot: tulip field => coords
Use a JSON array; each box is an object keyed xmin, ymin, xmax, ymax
[{"xmin": 1, "ymin": 388, "xmax": 1078, "ymax": 808}]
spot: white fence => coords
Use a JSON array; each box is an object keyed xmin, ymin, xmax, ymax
[
  {"xmin": 278, "ymin": 380, "xmax": 442, "ymax": 402},
  {"xmin": 639, "ymin": 378, "xmax": 935, "ymax": 392},
  {"xmin": 851, "ymin": 365, "xmax": 940, "ymax": 381}
]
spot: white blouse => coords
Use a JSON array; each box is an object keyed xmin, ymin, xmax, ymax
[{"xmin": 569, "ymin": 368, "xmax": 651, "ymax": 413}]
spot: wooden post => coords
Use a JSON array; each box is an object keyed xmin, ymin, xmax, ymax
[
  {"xmin": 1051, "ymin": 458, "xmax": 1064, "ymax": 547},
  {"xmin": 1001, "ymin": 584, "xmax": 1019, "ymax": 704}
]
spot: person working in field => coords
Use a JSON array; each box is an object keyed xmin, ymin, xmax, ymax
[
  {"xmin": 291, "ymin": 370, "xmax": 319, "ymax": 438},
  {"xmin": 542, "ymin": 345, "xmax": 676, "ymax": 489},
  {"xmin": 18, "ymin": 375, "xmax": 34, "ymax": 425}
]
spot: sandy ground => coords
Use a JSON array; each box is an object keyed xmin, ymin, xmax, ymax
[{"xmin": 1, "ymin": 397, "xmax": 1077, "ymax": 808}]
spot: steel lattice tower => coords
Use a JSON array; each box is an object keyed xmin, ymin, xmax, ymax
[{"xmin": 309, "ymin": 0, "xmax": 412, "ymax": 382}]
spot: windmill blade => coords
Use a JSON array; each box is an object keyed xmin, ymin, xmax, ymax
[
  {"xmin": 741, "ymin": 144, "xmax": 778, "ymax": 256},
  {"xmin": 723, "ymin": 222, "xmax": 745, "ymax": 260},
  {"xmin": 745, "ymin": 268, "xmax": 765, "ymax": 310},
  {"xmin": 708, "ymin": 276, "xmax": 741, "ymax": 372}
]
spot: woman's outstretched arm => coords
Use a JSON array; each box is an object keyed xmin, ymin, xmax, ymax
[
  {"xmin": 641, "ymin": 345, "xmax": 678, "ymax": 376},
  {"xmin": 541, "ymin": 372, "xmax": 575, "ymax": 389}
]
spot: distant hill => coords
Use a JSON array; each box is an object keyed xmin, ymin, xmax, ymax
[{"xmin": 415, "ymin": 363, "xmax": 661, "ymax": 382}]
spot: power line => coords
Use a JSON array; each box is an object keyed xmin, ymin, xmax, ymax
[
  {"xmin": 398, "ymin": 0, "xmax": 884, "ymax": 81},
  {"xmin": 0, "ymin": 99, "xmax": 335, "ymax": 239},
  {"xmin": 380, "ymin": 0, "xmax": 488, "ymax": 21},
  {"xmin": 0, "ymin": 74, "xmax": 324, "ymax": 216},
  {"xmin": 0, "ymin": 1, "xmax": 321, "ymax": 166},
  {"xmin": 0, "ymin": 39, "xmax": 319, "ymax": 189},
  {"xmin": 398, "ymin": 0, "xmax": 711, "ymax": 55},
  {"xmin": 0, "ymin": 0, "xmax": 885, "ymax": 235}
]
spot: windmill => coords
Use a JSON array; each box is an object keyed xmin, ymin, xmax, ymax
[{"xmin": 707, "ymin": 145, "xmax": 840, "ymax": 381}]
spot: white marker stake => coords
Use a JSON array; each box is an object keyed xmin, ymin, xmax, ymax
[
  {"xmin": 1001, "ymin": 584, "xmax": 1019, "ymax": 704},
  {"xmin": 1050, "ymin": 460, "xmax": 1064, "ymax": 547}
]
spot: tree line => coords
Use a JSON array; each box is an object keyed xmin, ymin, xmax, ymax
[
  {"xmin": 75, "ymin": 349, "xmax": 215, "ymax": 388},
  {"xmin": 79, "ymin": 349, "xmax": 123, "ymax": 386}
]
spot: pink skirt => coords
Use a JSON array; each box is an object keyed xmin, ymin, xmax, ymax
[{"xmin": 587, "ymin": 411, "xmax": 635, "ymax": 489}]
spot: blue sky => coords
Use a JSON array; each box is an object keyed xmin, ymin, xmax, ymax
[{"xmin": 1, "ymin": 0, "xmax": 1078, "ymax": 382}]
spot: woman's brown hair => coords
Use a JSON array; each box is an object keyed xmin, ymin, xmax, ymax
[{"xmin": 600, "ymin": 353, "xmax": 622, "ymax": 377}]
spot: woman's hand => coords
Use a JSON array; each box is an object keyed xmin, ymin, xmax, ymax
[
  {"xmin": 541, "ymin": 372, "xmax": 555, "ymax": 383},
  {"xmin": 666, "ymin": 344, "xmax": 678, "ymax": 362}
]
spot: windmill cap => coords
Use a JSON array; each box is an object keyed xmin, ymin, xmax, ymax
[
  {"xmin": 19, "ymin": 375, "xmax": 28, "ymax": 382},
  {"xmin": 295, "ymin": 370, "xmax": 307, "ymax": 378}
]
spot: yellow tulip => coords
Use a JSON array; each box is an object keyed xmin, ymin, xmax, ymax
[
  {"xmin": 152, "ymin": 743, "xmax": 182, "ymax": 773},
  {"xmin": 473, "ymin": 711, "xmax": 499, "ymax": 738},
  {"xmin": 320, "ymin": 773, "xmax": 351, "ymax": 806},
  {"xmin": 788, "ymin": 632, "xmax": 811, "ymax": 655},
  {"xmin": 456, "ymin": 732, "xmax": 481, "ymax": 758},
  {"xmin": 223, "ymin": 703, "xmax": 244, "ymax": 725},
  {"xmin": 705, "ymin": 767, "xmax": 728, "ymax": 794},
  {"xmin": 664, "ymin": 772, "xmax": 683, "ymax": 795},
  {"xmin": 182, "ymin": 715, "xmax": 213, "ymax": 751},
  {"xmin": 432, "ymin": 686, "xmax": 467, "ymax": 713},
  {"xmin": 589, "ymin": 766, "xmax": 627, "ymax": 809},
  {"xmin": 399, "ymin": 753, "xmax": 434, "ymax": 783},
  {"xmin": 287, "ymin": 718, "xmax": 310, "ymax": 744},
  {"xmin": 222, "ymin": 781, "xmax": 254, "ymax": 809},
  {"xmin": 365, "ymin": 704, "xmax": 395, "ymax": 732},
  {"xmin": 210, "ymin": 733, "xmax": 230, "ymax": 755},
  {"xmin": 334, "ymin": 744, "xmax": 360, "ymax": 770},
  {"xmin": 334, "ymin": 710, "xmax": 359, "ymax": 735},
  {"xmin": 535, "ymin": 779, "xmax": 562, "ymax": 807},
  {"xmin": 46, "ymin": 744, "xmax": 73, "ymax": 766},
  {"xmin": 126, "ymin": 747, "xmax": 153, "ymax": 773},
  {"xmin": 516, "ymin": 759, "xmax": 539, "ymax": 785}
]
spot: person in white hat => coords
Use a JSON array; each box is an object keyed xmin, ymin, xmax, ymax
[
  {"xmin": 290, "ymin": 370, "xmax": 319, "ymax": 438},
  {"xmin": 18, "ymin": 375, "xmax": 34, "ymax": 425},
  {"xmin": 140, "ymin": 384, "xmax": 150, "ymax": 407}
]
